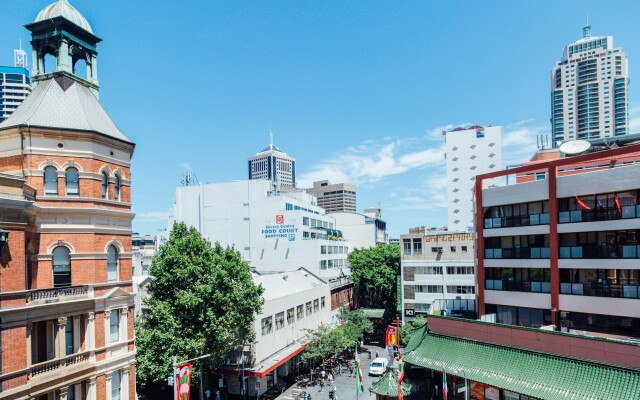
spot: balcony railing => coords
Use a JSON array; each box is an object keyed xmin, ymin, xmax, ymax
[
  {"xmin": 27, "ymin": 285, "xmax": 90, "ymax": 304},
  {"xmin": 484, "ymin": 213, "xmax": 549, "ymax": 229},
  {"xmin": 29, "ymin": 350, "xmax": 91, "ymax": 378},
  {"xmin": 485, "ymin": 247, "xmax": 550, "ymax": 259},
  {"xmin": 485, "ymin": 280, "xmax": 551, "ymax": 293},
  {"xmin": 560, "ymin": 282, "xmax": 640, "ymax": 299},
  {"xmin": 559, "ymin": 205, "xmax": 640, "ymax": 224},
  {"xmin": 560, "ymin": 244, "xmax": 640, "ymax": 259}
]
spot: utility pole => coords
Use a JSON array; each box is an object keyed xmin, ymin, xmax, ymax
[{"xmin": 172, "ymin": 353, "xmax": 212, "ymax": 400}]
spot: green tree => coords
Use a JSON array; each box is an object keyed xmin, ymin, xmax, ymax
[
  {"xmin": 135, "ymin": 222, "xmax": 264, "ymax": 384},
  {"xmin": 347, "ymin": 243, "xmax": 400, "ymax": 309},
  {"xmin": 339, "ymin": 307, "xmax": 373, "ymax": 346},
  {"xmin": 400, "ymin": 315, "xmax": 426, "ymax": 346}
]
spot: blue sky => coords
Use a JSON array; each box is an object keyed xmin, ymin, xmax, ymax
[{"xmin": 2, "ymin": 1, "xmax": 640, "ymax": 238}]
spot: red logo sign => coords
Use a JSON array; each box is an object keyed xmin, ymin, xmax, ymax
[{"xmin": 276, "ymin": 215, "xmax": 284, "ymax": 224}]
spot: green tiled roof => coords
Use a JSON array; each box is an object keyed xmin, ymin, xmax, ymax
[
  {"xmin": 404, "ymin": 322, "xmax": 426, "ymax": 353},
  {"xmin": 369, "ymin": 369, "xmax": 412, "ymax": 397},
  {"xmin": 403, "ymin": 330, "xmax": 640, "ymax": 400}
]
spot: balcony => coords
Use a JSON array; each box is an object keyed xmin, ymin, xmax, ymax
[
  {"xmin": 484, "ymin": 213, "xmax": 549, "ymax": 229},
  {"xmin": 560, "ymin": 244, "xmax": 640, "ymax": 259},
  {"xmin": 559, "ymin": 205, "xmax": 640, "ymax": 224},
  {"xmin": 27, "ymin": 285, "xmax": 90, "ymax": 304},
  {"xmin": 485, "ymin": 247, "xmax": 550, "ymax": 259},
  {"xmin": 485, "ymin": 279, "xmax": 551, "ymax": 293},
  {"xmin": 29, "ymin": 350, "xmax": 91, "ymax": 379},
  {"xmin": 560, "ymin": 282, "xmax": 640, "ymax": 299}
]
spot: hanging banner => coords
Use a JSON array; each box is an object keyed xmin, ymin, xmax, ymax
[
  {"xmin": 397, "ymin": 275, "xmax": 402, "ymax": 311},
  {"xmin": 176, "ymin": 362, "xmax": 192, "ymax": 400},
  {"xmin": 385, "ymin": 326, "xmax": 398, "ymax": 347}
]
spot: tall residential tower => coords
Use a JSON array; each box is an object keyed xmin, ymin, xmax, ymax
[{"xmin": 551, "ymin": 24, "xmax": 629, "ymax": 146}]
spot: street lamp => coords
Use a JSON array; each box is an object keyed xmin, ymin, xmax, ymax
[{"xmin": 452, "ymin": 369, "xmax": 468, "ymax": 400}]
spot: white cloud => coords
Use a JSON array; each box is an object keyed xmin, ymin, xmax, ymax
[{"xmin": 135, "ymin": 208, "xmax": 173, "ymax": 223}]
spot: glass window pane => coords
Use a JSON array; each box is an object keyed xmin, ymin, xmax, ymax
[
  {"xmin": 110, "ymin": 310, "xmax": 120, "ymax": 343},
  {"xmin": 107, "ymin": 246, "xmax": 118, "ymax": 281},
  {"xmin": 65, "ymin": 168, "xmax": 79, "ymax": 196},
  {"xmin": 111, "ymin": 370, "xmax": 121, "ymax": 400},
  {"xmin": 53, "ymin": 247, "xmax": 71, "ymax": 287},
  {"xmin": 102, "ymin": 173, "xmax": 108, "ymax": 199},
  {"xmin": 44, "ymin": 166, "xmax": 58, "ymax": 195},
  {"xmin": 115, "ymin": 176, "xmax": 121, "ymax": 200}
]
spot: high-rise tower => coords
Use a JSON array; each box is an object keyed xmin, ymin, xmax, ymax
[
  {"xmin": 248, "ymin": 131, "xmax": 296, "ymax": 187},
  {"xmin": 551, "ymin": 24, "xmax": 629, "ymax": 146}
]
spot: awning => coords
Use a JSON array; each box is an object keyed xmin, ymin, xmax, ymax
[
  {"xmin": 360, "ymin": 308, "xmax": 392, "ymax": 320},
  {"xmin": 369, "ymin": 369, "xmax": 411, "ymax": 397},
  {"xmin": 216, "ymin": 343, "xmax": 305, "ymax": 378},
  {"xmin": 403, "ymin": 329, "xmax": 640, "ymax": 400}
]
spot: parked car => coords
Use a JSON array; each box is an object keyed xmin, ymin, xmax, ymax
[{"xmin": 369, "ymin": 358, "xmax": 388, "ymax": 376}]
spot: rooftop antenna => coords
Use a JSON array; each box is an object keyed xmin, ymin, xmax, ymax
[
  {"xmin": 583, "ymin": 15, "xmax": 591, "ymax": 38},
  {"xmin": 536, "ymin": 134, "xmax": 549, "ymax": 150},
  {"xmin": 14, "ymin": 40, "xmax": 27, "ymax": 69},
  {"xmin": 269, "ymin": 126, "xmax": 273, "ymax": 147}
]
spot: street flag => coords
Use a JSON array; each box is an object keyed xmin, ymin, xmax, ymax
[
  {"xmin": 442, "ymin": 369, "xmax": 448, "ymax": 400},
  {"xmin": 595, "ymin": 195, "xmax": 606, "ymax": 210},
  {"xmin": 355, "ymin": 356, "xmax": 365, "ymax": 393},
  {"xmin": 614, "ymin": 193, "xmax": 622, "ymax": 212},
  {"xmin": 398, "ymin": 353, "xmax": 405, "ymax": 400},
  {"xmin": 385, "ymin": 326, "xmax": 398, "ymax": 347},
  {"xmin": 576, "ymin": 196, "xmax": 591, "ymax": 210},
  {"xmin": 176, "ymin": 362, "xmax": 192, "ymax": 400}
]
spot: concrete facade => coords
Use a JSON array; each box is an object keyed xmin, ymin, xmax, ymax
[
  {"xmin": 304, "ymin": 180, "xmax": 356, "ymax": 213},
  {"xmin": 445, "ymin": 126, "xmax": 502, "ymax": 232},
  {"xmin": 328, "ymin": 209, "xmax": 387, "ymax": 250}
]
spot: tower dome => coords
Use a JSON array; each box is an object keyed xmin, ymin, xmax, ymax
[{"xmin": 35, "ymin": 0, "xmax": 93, "ymax": 34}]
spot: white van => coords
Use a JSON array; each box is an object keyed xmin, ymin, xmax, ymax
[{"xmin": 369, "ymin": 357, "xmax": 388, "ymax": 376}]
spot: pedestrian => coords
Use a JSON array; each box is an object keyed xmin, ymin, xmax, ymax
[
  {"xmin": 328, "ymin": 373, "xmax": 333, "ymax": 385},
  {"xmin": 337, "ymin": 363, "xmax": 342, "ymax": 375},
  {"xmin": 205, "ymin": 388, "xmax": 211, "ymax": 400},
  {"xmin": 319, "ymin": 378, "xmax": 325, "ymax": 393},
  {"xmin": 375, "ymin": 350, "xmax": 379, "ymax": 359},
  {"xmin": 349, "ymin": 363, "xmax": 354, "ymax": 378},
  {"xmin": 368, "ymin": 350, "xmax": 371, "ymax": 360},
  {"xmin": 215, "ymin": 389, "xmax": 220, "ymax": 400},
  {"xmin": 321, "ymin": 369, "xmax": 326, "ymax": 379}
]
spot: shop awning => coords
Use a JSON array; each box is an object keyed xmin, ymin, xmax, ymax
[
  {"xmin": 216, "ymin": 343, "xmax": 305, "ymax": 378},
  {"xmin": 369, "ymin": 369, "xmax": 411, "ymax": 397},
  {"xmin": 403, "ymin": 329, "xmax": 640, "ymax": 400}
]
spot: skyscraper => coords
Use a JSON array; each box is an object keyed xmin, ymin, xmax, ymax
[
  {"xmin": 445, "ymin": 125, "xmax": 502, "ymax": 232},
  {"xmin": 0, "ymin": 62, "xmax": 32, "ymax": 123},
  {"xmin": 551, "ymin": 23, "xmax": 629, "ymax": 146},
  {"xmin": 248, "ymin": 133, "xmax": 296, "ymax": 187}
]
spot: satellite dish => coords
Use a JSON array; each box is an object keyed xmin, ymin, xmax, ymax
[{"xmin": 559, "ymin": 140, "xmax": 591, "ymax": 155}]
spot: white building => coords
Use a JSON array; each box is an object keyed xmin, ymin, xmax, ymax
[
  {"xmin": 329, "ymin": 208, "xmax": 388, "ymax": 249},
  {"xmin": 248, "ymin": 137, "xmax": 296, "ymax": 188},
  {"xmin": 172, "ymin": 179, "xmax": 349, "ymax": 279},
  {"xmin": 219, "ymin": 268, "xmax": 331, "ymax": 398},
  {"xmin": 400, "ymin": 230, "xmax": 476, "ymax": 322},
  {"xmin": 445, "ymin": 125, "xmax": 502, "ymax": 232},
  {"xmin": 551, "ymin": 24, "xmax": 629, "ymax": 145},
  {"xmin": 131, "ymin": 233, "xmax": 156, "ymax": 316}
]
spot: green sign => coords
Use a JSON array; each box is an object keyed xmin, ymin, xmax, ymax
[{"xmin": 397, "ymin": 275, "xmax": 402, "ymax": 311}]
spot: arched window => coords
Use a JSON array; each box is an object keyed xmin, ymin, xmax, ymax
[
  {"xmin": 107, "ymin": 245, "xmax": 118, "ymax": 281},
  {"xmin": 52, "ymin": 246, "xmax": 71, "ymax": 287},
  {"xmin": 102, "ymin": 172, "xmax": 108, "ymax": 199},
  {"xmin": 65, "ymin": 167, "xmax": 79, "ymax": 196},
  {"xmin": 44, "ymin": 166, "xmax": 58, "ymax": 196},
  {"xmin": 114, "ymin": 175, "xmax": 121, "ymax": 201}
]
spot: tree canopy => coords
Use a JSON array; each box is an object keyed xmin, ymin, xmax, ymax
[
  {"xmin": 135, "ymin": 222, "xmax": 264, "ymax": 384},
  {"xmin": 347, "ymin": 243, "xmax": 400, "ymax": 309},
  {"xmin": 400, "ymin": 315, "xmax": 426, "ymax": 346},
  {"xmin": 300, "ymin": 308, "xmax": 373, "ymax": 366}
]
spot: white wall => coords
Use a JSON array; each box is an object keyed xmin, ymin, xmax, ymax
[
  {"xmin": 330, "ymin": 212, "xmax": 376, "ymax": 249},
  {"xmin": 446, "ymin": 126, "xmax": 502, "ymax": 231},
  {"xmin": 173, "ymin": 180, "xmax": 350, "ymax": 278}
]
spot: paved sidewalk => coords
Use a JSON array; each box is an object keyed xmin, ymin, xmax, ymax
[{"xmin": 277, "ymin": 344, "xmax": 386, "ymax": 400}]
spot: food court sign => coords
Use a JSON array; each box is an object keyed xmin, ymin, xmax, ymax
[{"xmin": 262, "ymin": 215, "xmax": 298, "ymax": 241}]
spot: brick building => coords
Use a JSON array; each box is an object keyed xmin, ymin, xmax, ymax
[{"xmin": 0, "ymin": 1, "xmax": 136, "ymax": 399}]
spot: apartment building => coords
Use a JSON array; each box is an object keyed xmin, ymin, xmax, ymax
[
  {"xmin": 304, "ymin": 180, "xmax": 356, "ymax": 213},
  {"xmin": 476, "ymin": 143, "xmax": 640, "ymax": 339}
]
